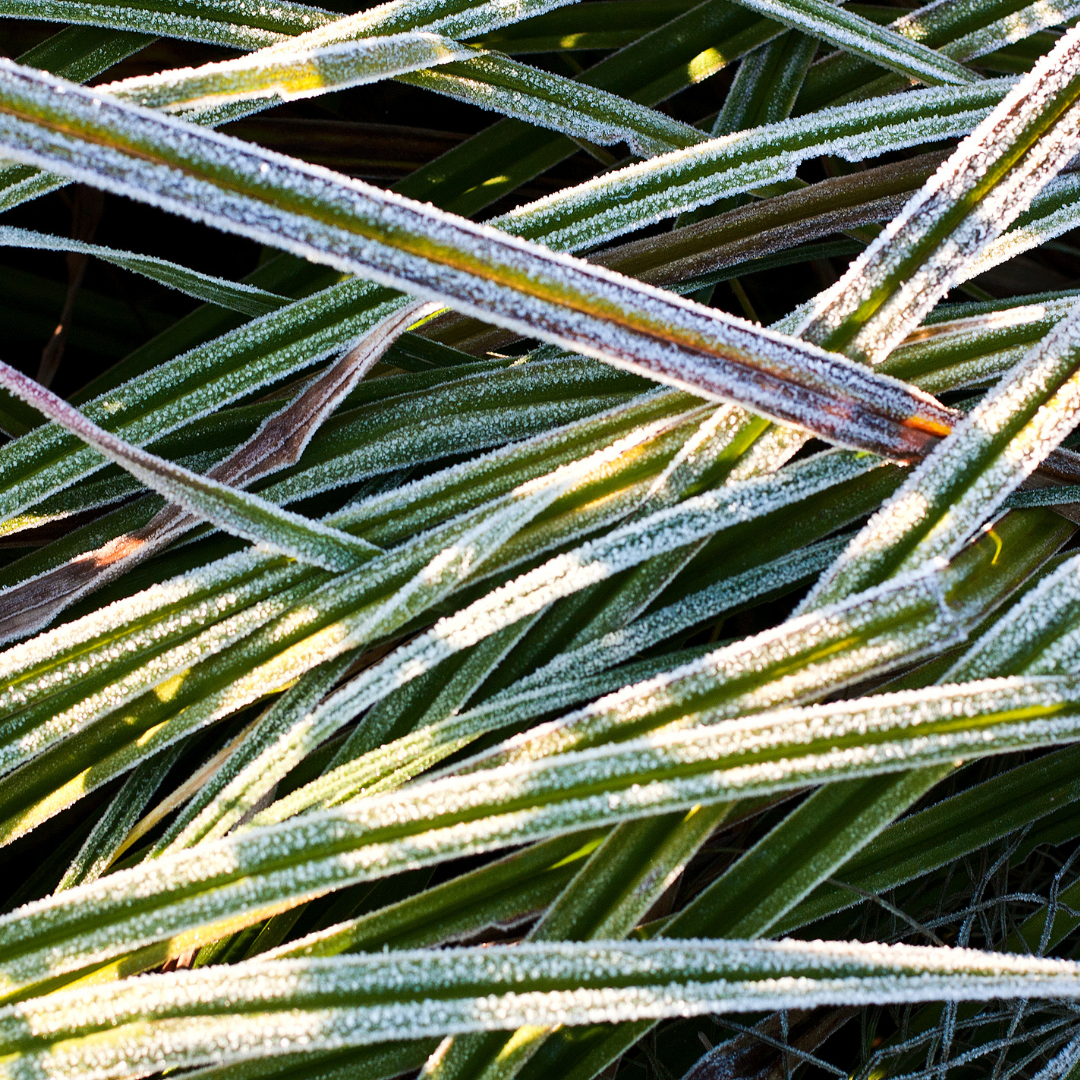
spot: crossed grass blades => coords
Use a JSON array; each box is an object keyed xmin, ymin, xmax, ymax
[{"xmin": 9, "ymin": 0, "xmax": 1080, "ymax": 1079}]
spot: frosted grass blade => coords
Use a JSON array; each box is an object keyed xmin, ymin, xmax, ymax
[
  {"xmin": 257, "ymin": 503, "xmax": 1039, "ymax": 828},
  {"xmin": 0, "ymin": 558, "xmax": 315, "ymax": 781},
  {"xmin": 0, "ymin": 359, "xmax": 379, "ymax": 572},
  {"xmin": 0, "ymin": 299, "xmax": 431, "ymax": 636},
  {"xmin": 945, "ymin": 0, "xmax": 1080, "ymax": 63},
  {"xmin": 267, "ymin": 0, "xmax": 584, "ymax": 45},
  {"xmin": 267, "ymin": 830, "xmax": 608, "ymax": 960},
  {"xmin": 0, "ymin": 435, "xmax": 863, "ymax": 846},
  {"xmin": 0, "ymin": 60, "xmax": 958, "ymax": 462},
  {"xmin": 795, "ymin": 26, "xmax": 1080, "ymax": 363},
  {"xmin": 0, "ymin": 0, "xmax": 588, "ymax": 208},
  {"xmin": 723, "ymin": 0, "xmax": 978, "ymax": 87},
  {"xmin": 398, "ymin": 54, "xmax": 706, "ymax": 155},
  {"xmin": 4, "ymin": 940, "xmax": 1080, "ymax": 1080},
  {"xmin": 804, "ymin": 299, "xmax": 1080, "ymax": 608},
  {"xmin": 0, "ymin": 0, "xmax": 580, "ymax": 49},
  {"xmin": 496, "ymin": 80, "xmax": 1009, "ymax": 252},
  {"xmin": 709, "ymin": 33, "xmax": 818, "ymax": 138},
  {"xmin": 0, "ymin": 83, "xmax": 1020, "ymax": 543},
  {"xmin": 109, "ymin": 42, "xmax": 705, "ymax": 156},
  {"xmin": 105, "ymin": 32, "xmax": 478, "ymax": 113},
  {"xmin": 0, "ymin": 280, "xmax": 408, "ymax": 532},
  {"xmin": 146, "ymin": 461, "xmax": 600, "ymax": 852},
  {"xmin": 0, "ymin": 225, "xmax": 288, "ymax": 315},
  {"xmin": 0, "ymin": 0, "xmax": 336, "ymax": 48},
  {"xmin": 54, "ymin": 741, "xmax": 186, "ymax": 890},
  {"xmin": 770, "ymin": 551, "xmax": 1080, "ymax": 938},
  {"xmin": 472, "ymin": 537, "xmax": 847, "ymax": 711},
  {"xmin": 7, "ymin": 671, "xmax": 1080, "ymax": 997},
  {"xmin": 440, "ymin": 510, "xmax": 1068, "ymax": 803},
  {"xmin": 151, "ymin": 655, "xmax": 355, "ymax": 854},
  {"xmin": 0, "ymin": 393, "xmax": 685, "ymax": 733},
  {"xmin": 799, "ymin": 0, "xmax": 1079, "ymax": 112},
  {"xmin": 0, "ymin": 357, "xmax": 639, "ymax": 642},
  {"xmin": 417, "ymin": 802, "xmax": 739, "ymax": 1080},
  {"xmin": 267, "ymin": 542, "xmax": 845, "ymax": 822},
  {"xmin": 0, "ymin": 411, "xmax": 704, "ymax": 836},
  {"xmin": 947, "ymin": 549, "xmax": 1080, "ymax": 681},
  {"xmin": 956, "ymin": 172, "xmax": 1080, "ymax": 283}
]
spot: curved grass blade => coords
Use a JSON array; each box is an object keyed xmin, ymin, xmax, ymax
[
  {"xmin": 0, "ymin": 409, "xmax": 703, "ymax": 841},
  {"xmin": 109, "ymin": 39, "xmax": 705, "ymax": 157},
  {"xmin": 0, "ymin": 280, "xmax": 407, "ymax": 533},
  {"xmin": 7, "ymin": 668, "xmax": 1080, "ymax": 997},
  {"xmin": 0, "ymin": 299, "xmax": 429, "ymax": 637},
  {"xmin": 0, "ymin": 359, "xmax": 379, "ymax": 573},
  {"xmin": 0, "ymin": 225, "xmax": 288, "ymax": 316},
  {"xmin": 397, "ymin": 53, "xmax": 705, "ymax": 155},
  {"xmin": 145, "ymin": 441, "xmax": 608, "ymax": 855},
  {"xmin": 0, "ymin": 0, "xmax": 335, "ymax": 49},
  {"xmin": 106, "ymin": 32, "xmax": 479, "ymax": 113},
  {"xmin": 53, "ymin": 739, "xmax": 187, "ymax": 890},
  {"xmin": 495, "ymin": 79, "xmax": 1009, "ymax": 252},
  {"xmin": 447, "ymin": 511, "xmax": 1061, "ymax": 777},
  {"xmin": 723, "ymin": 0, "xmax": 978, "ymax": 87},
  {"xmin": 0, "ymin": 394, "xmax": 687, "ymax": 753},
  {"xmin": 804, "ymin": 297, "xmax": 1080, "ymax": 608},
  {"xmin": 0, "ymin": 83, "xmax": 1022, "ymax": 543},
  {"xmin": 798, "ymin": 0, "xmax": 1080, "ymax": 113},
  {"xmin": 0, "ymin": 0, "xmax": 582, "ymax": 49},
  {"xmin": 0, "ymin": 105, "xmax": 1001, "ymax": 550},
  {"xmin": 3, "ymin": 939, "xmax": 1080, "ymax": 1080},
  {"xmin": 267, "ymin": 542, "xmax": 844, "ymax": 823}
]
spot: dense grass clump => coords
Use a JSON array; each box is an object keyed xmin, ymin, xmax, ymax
[{"xmin": 4, "ymin": 2, "xmax": 1080, "ymax": 1079}]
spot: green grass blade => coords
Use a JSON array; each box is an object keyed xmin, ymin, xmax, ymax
[
  {"xmin": 796, "ymin": 26, "xmax": 1080, "ymax": 361},
  {"xmin": 4, "ymin": 939, "xmax": 1080, "ymax": 1080},
  {"xmin": 54, "ymin": 739, "xmax": 187, "ymax": 890},
  {"xmin": 0, "ymin": 359, "xmax": 379, "ymax": 572},
  {"xmin": 397, "ymin": 54, "xmax": 706, "ymax": 155},
  {"xmin": 0, "ymin": 225, "xmax": 288, "ymax": 315},
  {"xmin": 496, "ymin": 79, "xmax": 1008, "ymax": 251},
  {"xmin": 0, "ymin": 60, "xmax": 958, "ymax": 462},
  {"xmin": 724, "ymin": 0, "xmax": 979, "ymax": 86},
  {"xmin": 805, "ymin": 298, "xmax": 1080, "ymax": 606},
  {"xmin": 6, "ymin": 670, "xmax": 1080, "ymax": 998},
  {"xmin": 0, "ymin": 0, "xmax": 335, "ymax": 48},
  {"xmin": 108, "ymin": 33, "xmax": 478, "ymax": 113}
]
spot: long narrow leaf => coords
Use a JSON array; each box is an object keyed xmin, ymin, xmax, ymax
[
  {"xmin": 4, "ymin": 939, "xmax": 1080, "ymax": 1080},
  {"xmin": 0, "ymin": 225, "xmax": 288, "ymax": 315},
  {"xmin": 0, "ymin": 360, "xmax": 379, "ymax": 572},
  {"xmin": 0, "ymin": 60, "xmax": 958, "ymax": 461}
]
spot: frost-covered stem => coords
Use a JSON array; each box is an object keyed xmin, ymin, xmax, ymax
[
  {"xmin": 0, "ymin": 59, "xmax": 958, "ymax": 462},
  {"xmin": 795, "ymin": 25, "xmax": 1080, "ymax": 364}
]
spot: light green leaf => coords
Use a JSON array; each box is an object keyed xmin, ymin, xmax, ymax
[{"xmin": 106, "ymin": 32, "xmax": 480, "ymax": 113}]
